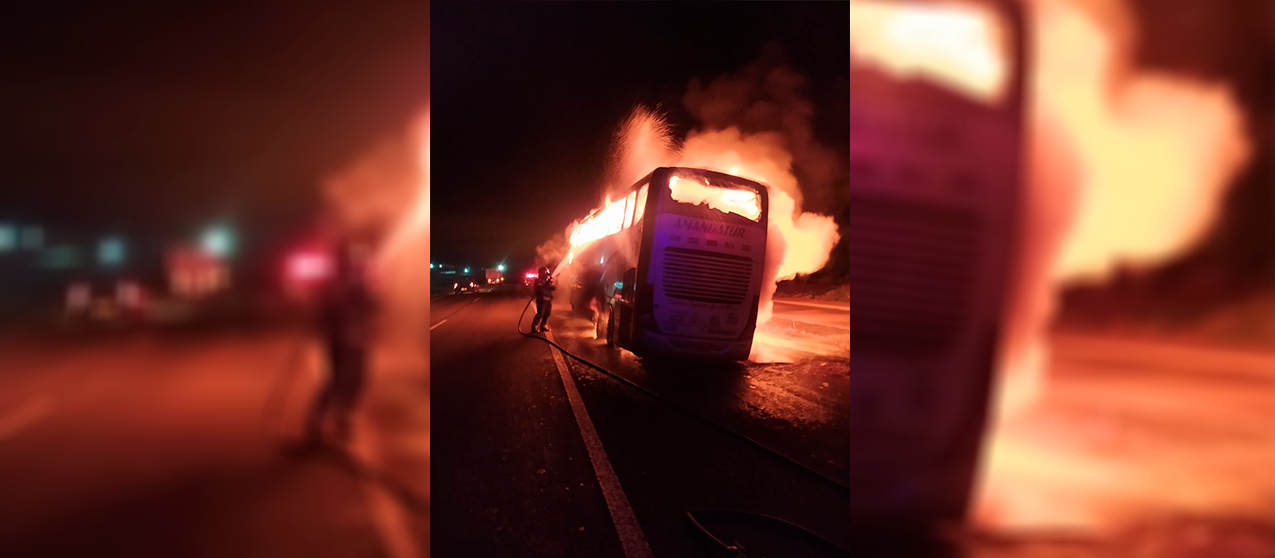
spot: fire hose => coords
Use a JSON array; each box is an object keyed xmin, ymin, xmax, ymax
[
  {"xmin": 517, "ymin": 295, "xmax": 852, "ymax": 557},
  {"xmin": 517, "ymin": 294, "xmax": 1105, "ymax": 556}
]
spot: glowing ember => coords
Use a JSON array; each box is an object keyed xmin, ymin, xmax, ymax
[
  {"xmin": 848, "ymin": 0, "xmax": 1008, "ymax": 103},
  {"xmin": 668, "ymin": 175, "xmax": 762, "ymax": 222}
]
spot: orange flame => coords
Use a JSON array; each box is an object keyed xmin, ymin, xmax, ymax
[
  {"xmin": 667, "ymin": 175, "xmax": 763, "ymax": 222},
  {"xmin": 676, "ymin": 128, "xmax": 841, "ymax": 304},
  {"xmin": 854, "ymin": 0, "xmax": 1253, "ymax": 532},
  {"xmin": 560, "ymin": 111, "xmax": 841, "ymax": 333},
  {"xmin": 849, "ymin": 0, "xmax": 1009, "ymax": 103},
  {"xmin": 569, "ymin": 172, "xmax": 763, "ymax": 252},
  {"xmin": 567, "ymin": 186, "xmax": 646, "ymax": 250}
]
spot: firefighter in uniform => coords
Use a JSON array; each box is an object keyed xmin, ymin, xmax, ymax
[
  {"xmin": 306, "ymin": 240, "xmax": 377, "ymax": 444},
  {"xmin": 531, "ymin": 266, "xmax": 555, "ymax": 333}
]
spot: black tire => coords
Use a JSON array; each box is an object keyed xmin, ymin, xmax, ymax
[
  {"xmin": 594, "ymin": 303, "xmax": 606, "ymax": 340},
  {"xmin": 604, "ymin": 304, "xmax": 616, "ymax": 347}
]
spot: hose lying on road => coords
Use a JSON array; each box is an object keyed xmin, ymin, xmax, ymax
[
  {"xmin": 517, "ymin": 296, "xmax": 851, "ymax": 557},
  {"xmin": 685, "ymin": 509, "xmax": 865, "ymax": 558},
  {"xmin": 518, "ymin": 296, "xmax": 1107, "ymax": 556},
  {"xmin": 518, "ymin": 296, "xmax": 851, "ymax": 493}
]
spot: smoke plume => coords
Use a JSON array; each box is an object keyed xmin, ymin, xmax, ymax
[
  {"xmin": 548, "ymin": 48, "xmax": 843, "ymax": 357},
  {"xmin": 683, "ymin": 43, "xmax": 849, "ymax": 217},
  {"xmin": 676, "ymin": 48, "xmax": 844, "ymax": 324},
  {"xmin": 607, "ymin": 106, "xmax": 680, "ymax": 192},
  {"xmin": 322, "ymin": 108, "xmax": 431, "ymax": 371}
]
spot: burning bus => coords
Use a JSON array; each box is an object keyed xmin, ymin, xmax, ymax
[
  {"xmin": 562, "ymin": 167, "xmax": 769, "ymax": 361},
  {"xmin": 843, "ymin": 0, "xmax": 1027, "ymax": 524}
]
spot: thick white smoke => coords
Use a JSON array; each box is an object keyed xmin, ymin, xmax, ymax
[
  {"xmin": 545, "ymin": 52, "xmax": 842, "ymax": 356},
  {"xmin": 674, "ymin": 127, "xmax": 840, "ymax": 324},
  {"xmin": 683, "ymin": 44, "xmax": 849, "ymax": 216},
  {"xmin": 321, "ymin": 108, "xmax": 430, "ymax": 372},
  {"xmin": 676, "ymin": 49, "xmax": 844, "ymax": 324},
  {"xmin": 608, "ymin": 106, "xmax": 680, "ymax": 191}
]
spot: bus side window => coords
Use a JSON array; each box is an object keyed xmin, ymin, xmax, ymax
[{"xmin": 622, "ymin": 268, "xmax": 636, "ymax": 303}]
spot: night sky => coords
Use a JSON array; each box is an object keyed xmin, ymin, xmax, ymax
[
  {"xmin": 0, "ymin": 3, "xmax": 430, "ymax": 246},
  {"xmin": 430, "ymin": 1, "xmax": 850, "ymax": 270},
  {"xmin": 2, "ymin": 0, "xmax": 1266, "ymax": 281}
]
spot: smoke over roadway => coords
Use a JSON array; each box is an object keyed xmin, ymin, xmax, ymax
[{"xmin": 544, "ymin": 49, "xmax": 845, "ymax": 338}]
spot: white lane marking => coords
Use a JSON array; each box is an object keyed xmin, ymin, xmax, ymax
[
  {"xmin": 773, "ymin": 299, "xmax": 850, "ymax": 311},
  {"xmin": 428, "ymin": 297, "xmax": 480, "ymax": 330},
  {"xmin": 544, "ymin": 331, "xmax": 654, "ymax": 558},
  {"xmin": 0, "ymin": 397, "xmax": 53, "ymax": 440},
  {"xmin": 352, "ymin": 423, "xmax": 423, "ymax": 558}
]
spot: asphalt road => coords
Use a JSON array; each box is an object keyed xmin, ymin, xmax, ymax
[
  {"xmin": 431, "ymin": 290, "xmax": 1275, "ymax": 558},
  {"xmin": 0, "ymin": 323, "xmax": 429, "ymax": 558},
  {"xmin": 976, "ymin": 333, "xmax": 1275, "ymax": 557},
  {"xmin": 429, "ymin": 290, "xmax": 855, "ymax": 558},
  {"xmin": 4, "ymin": 294, "xmax": 1269, "ymax": 558},
  {"xmin": 770, "ymin": 299, "xmax": 852, "ymax": 330}
]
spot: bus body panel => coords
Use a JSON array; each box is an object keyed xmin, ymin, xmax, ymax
[
  {"xmin": 571, "ymin": 167, "xmax": 768, "ymax": 361},
  {"xmin": 844, "ymin": 0, "xmax": 1027, "ymax": 523}
]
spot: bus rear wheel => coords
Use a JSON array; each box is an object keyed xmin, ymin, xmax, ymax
[{"xmin": 603, "ymin": 305, "xmax": 616, "ymax": 347}]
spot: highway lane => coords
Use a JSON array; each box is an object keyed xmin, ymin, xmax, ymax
[
  {"xmin": 438, "ymin": 288, "xmax": 1275, "ymax": 557},
  {"xmin": 973, "ymin": 333, "xmax": 1275, "ymax": 557},
  {"xmin": 429, "ymin": 291, "xmax": 854, "ymax": 557}
]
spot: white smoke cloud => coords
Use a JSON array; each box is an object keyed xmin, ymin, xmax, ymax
[
  {"xmin": 548, "ymin": 50, "xmax": 843, "ymax": 342},
  {"xmin": 322, "ymin": 108, "xmax": 430, "ymax": 371},
  {"xmin": 683, "ymin": 43, "xmax": 848, "ymax": 217},
  {"xmin": 675, "ymin": 127, "xmax": 840, "ymax": 324}
]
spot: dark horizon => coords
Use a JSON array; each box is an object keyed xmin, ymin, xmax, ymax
[{"xmin": 0, "ymin": 4, "xmax": 431, "ymax": 244}]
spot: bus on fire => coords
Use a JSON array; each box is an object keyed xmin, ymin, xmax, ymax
[{"xmin": 562, "ymin": 167, "xmax": 769, "ymax": 361}]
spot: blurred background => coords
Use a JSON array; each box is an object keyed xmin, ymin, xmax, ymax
[
  {"xmin": 847, "ymin": 0, "xmax": 1273, "ymax": 555},
  {"xmin": 1, "ymin": 3, "xmax": 430, "ymax": 558},
  {"xmin": 0, "ymin": 0, "xmax": 1270, "ymax": 556},
  {"xmin": 953, "ymin": 0, "xmax": 1275, "ymax": 552}
]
